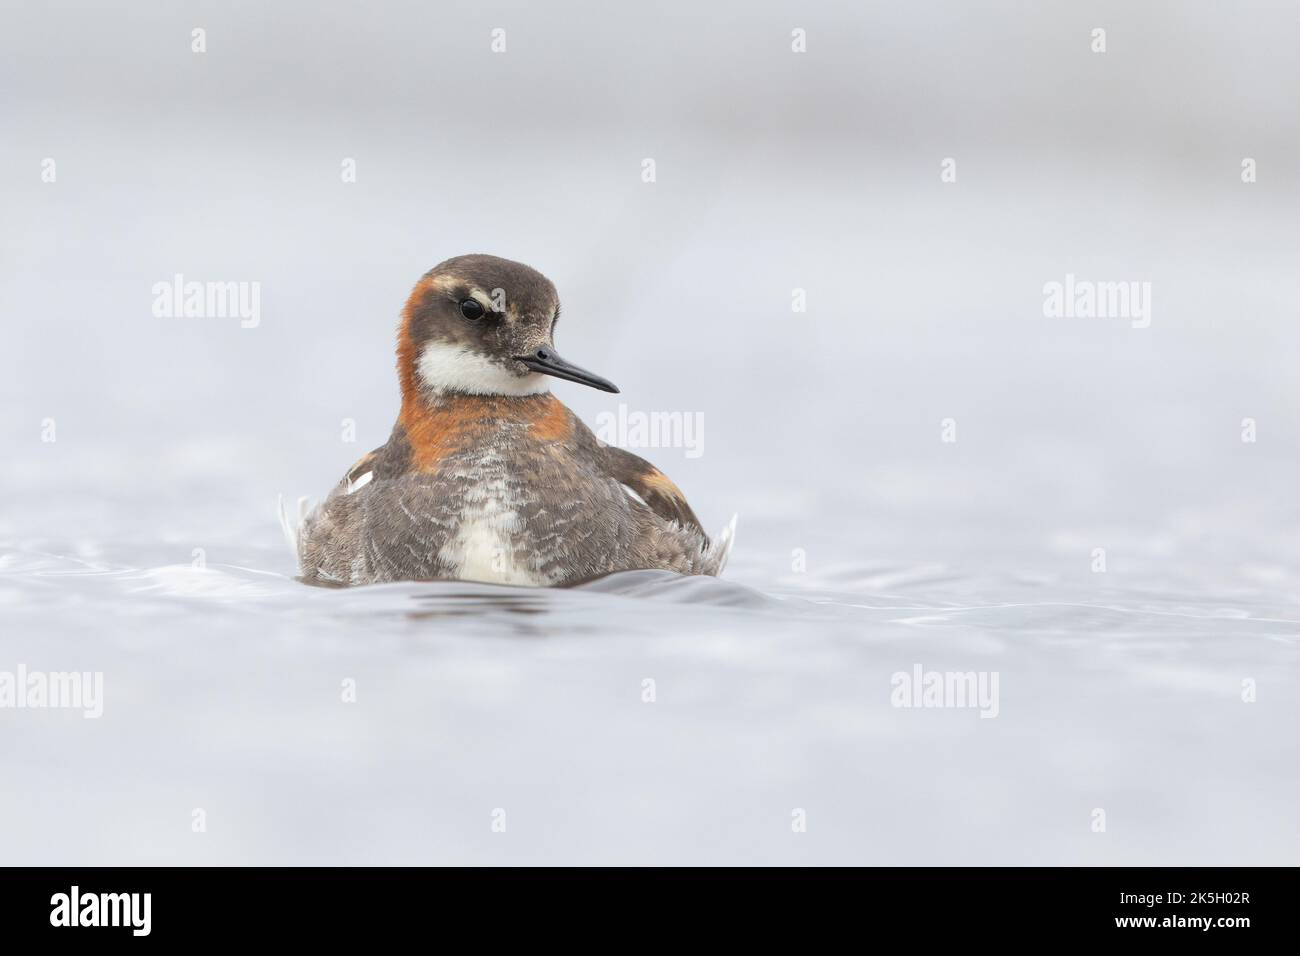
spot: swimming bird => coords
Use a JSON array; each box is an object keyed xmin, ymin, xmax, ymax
[{"xmin": 284, "ymin": 254, "xmax": 735, "ymax": 587}]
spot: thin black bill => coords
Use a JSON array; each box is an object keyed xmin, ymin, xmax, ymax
[{"xmin": 515, "ymin": 347, "xmax": 620, "ymax": 393}]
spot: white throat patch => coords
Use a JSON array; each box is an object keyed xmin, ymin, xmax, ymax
[{"xmin": 416, "ymin": 341, "xmax": 550, "ymax": 396}]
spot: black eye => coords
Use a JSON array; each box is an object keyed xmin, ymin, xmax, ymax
[{"xmin": 459, "ymin": 299, "xmax": 485, "ymax": 320}]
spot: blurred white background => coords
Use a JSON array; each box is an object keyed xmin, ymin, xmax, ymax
[{"xmin": 1, "ymin": 0, "xmax": 1297, "ymax": 865}]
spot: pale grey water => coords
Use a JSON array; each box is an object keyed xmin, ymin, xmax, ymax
[{"xmin": 2, "ymin": 0, "xmax": 1299, "ymax": 864}]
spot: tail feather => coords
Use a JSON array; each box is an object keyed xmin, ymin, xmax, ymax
[
  {"xmin": 704, "ymin": 513, "xmax": 738, "ymax": 576},
  {"xmin": 277, "ymin": 494, "xmax": 303, "ymax": 571}
]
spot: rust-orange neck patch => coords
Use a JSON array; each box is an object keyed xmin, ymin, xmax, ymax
[{"xmin": 397, "ymin": 392, "xmax": 572, "ymax": 472}]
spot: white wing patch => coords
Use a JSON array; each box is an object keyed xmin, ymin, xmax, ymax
[{"xmin": 346, "ymin": 471, "xmax": 373, "ymax": 495}]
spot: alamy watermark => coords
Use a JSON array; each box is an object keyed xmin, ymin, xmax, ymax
[
  {"xmin": 890, "ymin": 664, "xmax": 999, "ymax": 718},
  {"xmin": 595, "ymin": 403, "xmax": 704, "ymax": 459},
  {"xmin": 152, "ymin": 273, "xmax": 261, "ymax": 328},
  {"xmin": 0, "ymin": 664, "xmax": 103, "ymax": 718},
  {"xmin": 50, "ymin": 886, "xmax": 150, "ymax": 936},
  {"xmin": 1042, "ymin": 273, "xmax": 1151, "ymax": 329}
]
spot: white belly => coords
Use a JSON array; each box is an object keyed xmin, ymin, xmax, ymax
[{"xmin": 435, "ymin": 453, "xmax": 548, "ymax": 586}]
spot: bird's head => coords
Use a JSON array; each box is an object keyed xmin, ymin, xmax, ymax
[{"xmin": 396, "ymin": 254, "xmax": 618, "ymax": 401}]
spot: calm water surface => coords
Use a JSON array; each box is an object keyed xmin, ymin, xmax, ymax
[{"xmin": 2, "ymin": 469, "xmax": 1296, "ymax": 866}]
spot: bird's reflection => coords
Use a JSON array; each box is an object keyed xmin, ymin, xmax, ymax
[{"xmin": 404, "ymin": 588, "xmax": 591, "ymax": 638}]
